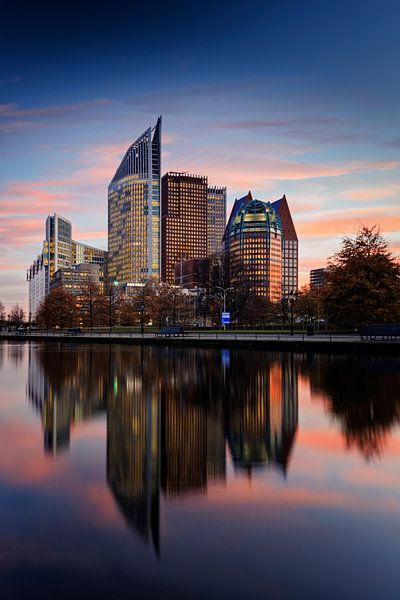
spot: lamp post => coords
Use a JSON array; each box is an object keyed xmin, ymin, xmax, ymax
[
  {"xmin": 289, "ymin": 289, "xmax": 296, "ymax": 336},
  {"xmin": 215, "ymin": 286, "xmax": 233, "ymax": 330}
]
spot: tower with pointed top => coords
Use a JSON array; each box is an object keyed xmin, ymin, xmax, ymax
[
  {"xmin": 107, "ymin": 117, "xmax": 162, "ymax": 285},
  {"xmin": 271, "ymin": 195, "xmax": 298, "ymax": 296}
]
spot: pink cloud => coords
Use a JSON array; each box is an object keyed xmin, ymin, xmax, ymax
[{"xmin": 297, "ymin": 216, "xmax": 400, "ymax": 238}]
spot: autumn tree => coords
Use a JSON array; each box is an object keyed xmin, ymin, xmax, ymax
[
  {"xmin": 119, "ymin": 282, "xmax": 155, "ymax": 329},
  {"xmin": 8, "ymin": 304, "xmax": 26, "ymax": 326},
  {"xmin": 36, "ymin": 289, "xmax": 78, "ymax": 328},
  {"xmin": 78, "ymin": 278, "xmax": 105, "ymax": 328},
  {"xmin": 151, "ymin": 282, "xmax": 188, "ymax": 327},
  {"xmin": 321, "ymin": 226, "xmax": 400, "ymax": 329}
]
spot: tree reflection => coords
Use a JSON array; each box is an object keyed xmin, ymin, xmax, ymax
[{"xmin": 300, "ymin": 354, "xmax": 400, "ymax": 460}]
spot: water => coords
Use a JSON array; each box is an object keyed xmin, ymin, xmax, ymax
[{"xmin": 1, "ymin": 341, "xmax": 400, "ymax": 599}]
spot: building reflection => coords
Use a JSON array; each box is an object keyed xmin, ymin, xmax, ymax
[
  {"xmin": 27, "ymin": 344, "xmax": 300, "ymax": 552},
  {"xmin": 106, "ymin": 348, "xmax": 161, "ymax": 553},
  {"xmin": 225, "ymin": 352, "xmax": 298, "ymax": 474},
  {"xmin": 27, "ymin": 344, "xmax": 107, "ymax": 454}
]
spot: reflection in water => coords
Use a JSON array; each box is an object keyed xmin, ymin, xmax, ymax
[
  {"xmin": 225, "ymin": 354, "xmax": 298, "ymax": 474},
  {"xmin": 27, "ymin": 345, "xmax": 106, "ymax": 454},
  {"xmin": 299, "ymin": 354, "xmax": 400, "ymax": 460},
  {"xmin": 26, "ymin": 344, "xmax": 400, "ymax": 554},
  {"xmin": 26, "ymin": 344, "xmax": 299, "ymax": 552}
]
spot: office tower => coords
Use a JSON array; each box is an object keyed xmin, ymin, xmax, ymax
[
  {"xmin": 271, "ymin": 195, "xmax": 298, "ymax": 296},
  {"xmin": 27, "ymin": 214, "xmax": 107, "ymax": 317},
  {"xmin": 161, "ymin": 172, "xmax": 208, "ymax": 285},
  {"xmin": 310, "ymin": 267, "xmax": 328, "ymax": 288},
  {"xmin": 27, "ymin": 254, "xmax": 48, "ymax": 319},
  {"xmin": 207, "ymin": 186, "xmax": 226, "ymax": 256},
  {"xmin": 223, "ymin": 192, "xmax": 283, "ymax": 302},
  {"xmin": 108, "ymin": 117, "xmax": 161, "ymax": 285},
  {"xmin": 43, "ymin": 214, "xmax": 73, "ymax": 288}
]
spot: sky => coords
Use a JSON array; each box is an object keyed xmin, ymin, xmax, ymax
[{"xmin": 1, "ymin": 0, "xmax": 399, "ymax": 311}]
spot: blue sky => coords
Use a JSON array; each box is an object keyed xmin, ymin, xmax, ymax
[{"xmin": 1, "ymin": 0, "xmax": 400, "ymax": 309}]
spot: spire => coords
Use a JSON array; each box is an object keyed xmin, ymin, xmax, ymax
[{"xmin": 110, "ymin": 116, "xmax": 162, "ymax": 184}]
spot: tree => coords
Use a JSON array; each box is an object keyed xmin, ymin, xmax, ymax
[
  {"xmin": 78, "ymin": 278, "xmax": 104, "ymax": 328},
  {"xmin": 321, "ymin": 226, "xmax": 400, "ymax": 329},
  {"xmin": 151, "ymin": 282, "xmax": 187, "ymax": 327},
  {"xmin": 295, "ymin": 285, "xmax": 320, "ymax": 325},
  {"xmin": 36, "ymin": 289, "xmax": 78, "ymax": 328},
  {"xmin": 0, "ymin": 301, "xmax": 6, "ymax": 327},
  {"xmin": 8, "ymin": 304, "xmax": 26, "ymax": 326}
]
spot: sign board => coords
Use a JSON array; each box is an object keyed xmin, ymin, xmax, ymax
[{"xmin": 221, "ymin": 312, "xmax": 231, "ymax": 325}]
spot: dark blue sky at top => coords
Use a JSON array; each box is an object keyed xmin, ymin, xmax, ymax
[
  {"xmin": 1, "ymin": 0, "xmax": 400, "ymax": 308},
  {"xmin": 2, "ymin": 0, "xmax": 399, "ymax": 106}
]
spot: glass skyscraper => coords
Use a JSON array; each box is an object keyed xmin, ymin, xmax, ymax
[
  {"xmin": 108, "ymin": 117, "xmax": 162, "ymax": 285},
  {"xmin": 223, "ymin": 192, "xmax": 283, "ymax": 302}
]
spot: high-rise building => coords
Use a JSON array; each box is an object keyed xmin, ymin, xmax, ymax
[
  {"xmin": 207, "ymin": 186, "xmax": 226, "ymax": 256},
  {"xmin": 161, "ymin": 172, "xmax": 208, "ymax": 285},
  {"xmin": 43, "ymin": 214, "xmax": 73, "ymax": 287},
  {"xmin": 271, "ymin": 195, "xmax": 298, "ymax": 296},
  {"xmin": 27, "ymin": 213, "xmax": 107, "ymax": 317},
  {"xmin": 223, "ymin": 192, "xmax": 283, "ymax": 302},
  {"xmin": 310, "ymin": 267, "xmax": 328, "ymax": 288},
  {"xmin": 108, "ymin": 117, "xmax": 161, "ymax": 285},
  {"xmin": 27, "ymin": 254, "xmax": 48, "ymax": 320}
]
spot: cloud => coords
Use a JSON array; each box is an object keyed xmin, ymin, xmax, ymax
[
  {"xmin": 338, "ymin": 184, "xmax": 400, "ymax": 202},
  {"xmin": 0, "ymin": 98, "xmax": 110, "ymax": 119},
  {"xmin": 297, "ymin": 215, "xmax": 400, "ymax": 238}
]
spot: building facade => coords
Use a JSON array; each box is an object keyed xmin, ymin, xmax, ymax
[
  {"xmin": 207, "ymin": 186, "xmax": 226, "ymax": 256},
  {"xmin": 27, "ymin": 213, "xmax": 107, "ymax": 317},
  {"xmin": 271, "ymin": 195, "xmax": 298, "ymax": 296},
  {"xmin": 108, "ymin": 117, "xmax": 161, "ymax": 285},
  {"xmin": 161, "ymin": 172, "xmax": 208, "ymax": 285},
  {"xmin": 50, "ymin": 263, "xmax": 101, "ymax": 296},
  {"xmin": 72, "ymin": 240, "xmax": 106, "ymax": 268},
  {"xmin": 310, "ymin": 267, "xmax": 328, "ymax": 288},
  {"xmin": 27, "ymin": 255, "xmax": 48, "ymax": 319},
  {"xmin": 42, "ymin": 214, "xmax": 73, "ymax": 289},
  {"xmin": 223, "ymin": 193, "xmax": 283, "ymax": 302},
  {"xmin": 174, "ymin": 258, "xmax": 209, "ymax": 289}
]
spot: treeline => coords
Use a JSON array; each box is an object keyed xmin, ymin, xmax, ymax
[
  {"xmin": 0, "ymin": 302, "xmax": 25, "ymax": 328},
  {"xmin": 3, "ymin": 226, "xmax": 400, "ymax": 331}
]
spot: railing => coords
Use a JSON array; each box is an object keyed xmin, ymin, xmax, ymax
[{"xmin": 1, "ymin": 329, "xmax": 397, "ymax": 343}]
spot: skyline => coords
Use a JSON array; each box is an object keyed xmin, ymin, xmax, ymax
[{"xmin": 1, "ymin": 0, "xmax": 400, "ymax": 310}]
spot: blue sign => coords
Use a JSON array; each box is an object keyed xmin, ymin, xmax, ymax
[{"xmin": 221, "ymin": 311, "xmax": 231, "ymax": 325}]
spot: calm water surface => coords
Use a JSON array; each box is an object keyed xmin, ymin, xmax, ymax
[{"xmin": 1, "ymin": 341, "xmax": 400, "ymax": 599}]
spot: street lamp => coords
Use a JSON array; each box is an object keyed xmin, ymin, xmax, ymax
[
  {"xmin": 215, "ymin": 286, "xmax": 233, "ymax": 329},
  {"xmin": 288, "ymin": 289, "xmax": 296, "ymax": 336}
]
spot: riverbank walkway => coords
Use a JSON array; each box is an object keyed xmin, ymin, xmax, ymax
[{"xmin": 2, "ymin": 330, "xmax": 400, "ymax": 354}]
